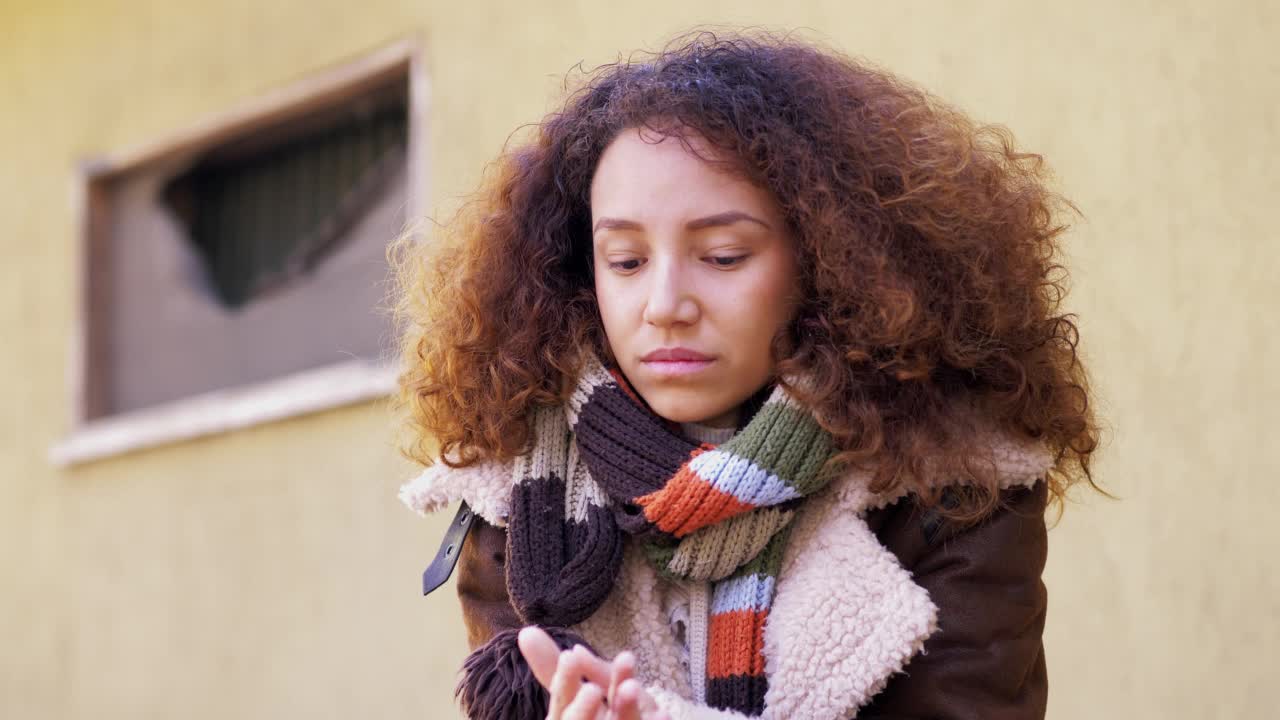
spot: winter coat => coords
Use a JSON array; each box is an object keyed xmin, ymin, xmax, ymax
[{"xmin": 404, "ymin": 428, "xmax": 1053, "ymax": 719}]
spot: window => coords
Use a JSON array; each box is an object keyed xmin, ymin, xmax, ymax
[{"xmin": 52, "ymin": 40, "xmax": 427, "ymax": 465}]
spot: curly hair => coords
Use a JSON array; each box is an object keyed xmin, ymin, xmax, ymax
[{"xmin": 392, "ymin": 28, "xmax": 1102, "ymax": 520}]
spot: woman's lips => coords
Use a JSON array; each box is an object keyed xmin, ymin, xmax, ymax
[{"xmin": 641, "ymin": 358, "xmax": 716, "ymax": 377}]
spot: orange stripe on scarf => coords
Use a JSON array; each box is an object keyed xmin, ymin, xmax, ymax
[
  {"xmin": 635, "ymin": 449, "xmax": 756, "ymax": 537},
  {"xmin": 706, "ymin": 608, "xmax": 769, "ymax": 678}
]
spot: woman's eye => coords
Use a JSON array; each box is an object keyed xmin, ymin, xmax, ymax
[
  {"xmin": 707, "ymin": 255, "xmax": 748, "ymax": 267},
  {"xmin": 609, "ymin": 258, "xmax": 645, "ymax": 272}
]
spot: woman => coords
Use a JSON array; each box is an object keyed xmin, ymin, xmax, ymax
[{"xmin": 397, "ymin": 29, "xmax": 1100, "ymax": 720}]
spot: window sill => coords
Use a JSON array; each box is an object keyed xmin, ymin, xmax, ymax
[{"xmin": 49, "ymin": 359, "xmax": 397, "ymax": 467}]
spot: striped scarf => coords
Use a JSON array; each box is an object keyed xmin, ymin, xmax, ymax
[{"xmin": 458, "ymin": 352, "xmax": 837, "ymax": 718}]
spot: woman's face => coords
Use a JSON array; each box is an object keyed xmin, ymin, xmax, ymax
[{"xmin": 589, "ymin": 125, "xmax": 800, "ymax": 428}]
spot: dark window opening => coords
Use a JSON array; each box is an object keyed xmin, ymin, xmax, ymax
[{"xmin": 162, "ymin": 79, "xmax": 408, "ymax": 309}]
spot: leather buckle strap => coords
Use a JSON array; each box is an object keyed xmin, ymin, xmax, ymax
[{"xmin": 422, "ymin": 501, "xmax": 475, "ymax": 596}]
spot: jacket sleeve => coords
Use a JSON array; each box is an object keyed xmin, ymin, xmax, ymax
[
  {"xmin": 455, "ymin": 514, "xmax": 524, "ymax": 652},
  {"xmin": 857, "ymin": 480, "xmax": 1050, "ymax": 720}
]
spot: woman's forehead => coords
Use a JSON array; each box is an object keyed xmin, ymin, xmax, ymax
[{"xmin": 590, "ymin": 127, "xmax": 780, "ymax": 225}]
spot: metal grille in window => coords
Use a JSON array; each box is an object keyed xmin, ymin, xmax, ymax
[{"xmin": 164, "ymin": 90, "xmax": 408, "ymax": 308}]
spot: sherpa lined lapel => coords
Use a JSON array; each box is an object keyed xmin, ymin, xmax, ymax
[
  {"xmin": 399, "ymin": 431, "xmax": 1053, "ymax": 719},
  {"xmin": 759, "ymin": 472, "xmax": 940, "ymax": 718},
  {"xmin": 757, "ymin": 433, "xmax": 1051, "ymax": 718}
]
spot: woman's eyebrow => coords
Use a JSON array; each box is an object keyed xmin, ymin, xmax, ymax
[{"xmin": 592, "ymin": 210, "xmax": 772, "ymax": 235}]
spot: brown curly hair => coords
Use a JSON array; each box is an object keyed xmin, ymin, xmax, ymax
[{"xmin": 392, "ymin": 28, "xmax": 1102, "ymax": 520}]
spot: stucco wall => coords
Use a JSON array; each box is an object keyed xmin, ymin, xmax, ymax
[{"xmin": 1, "ymin": 1, "xmax": 1275, "ymax": 718}]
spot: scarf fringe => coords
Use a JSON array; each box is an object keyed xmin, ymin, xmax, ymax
[{"xmin": 456, "ymin": 626, "xmax": 593, "ymax": 720}]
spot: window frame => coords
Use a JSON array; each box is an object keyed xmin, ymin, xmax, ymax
[{"xmin": 51, "ymin": 39, "xmax": 428, "ymax": 466}]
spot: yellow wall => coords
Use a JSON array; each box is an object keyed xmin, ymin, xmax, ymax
[{"xmin": 2, "ymin": 1, "xmax": 1275, "ymax": 718}]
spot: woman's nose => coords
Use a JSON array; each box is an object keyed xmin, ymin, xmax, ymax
[{"xmin": 642, "ymin": 259, "xmax": 699, "ymax": 327}]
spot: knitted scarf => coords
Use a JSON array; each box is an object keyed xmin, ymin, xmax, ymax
[{"xmin": 457, "ymin": 352, "xmax": 838, "ymax": 719}]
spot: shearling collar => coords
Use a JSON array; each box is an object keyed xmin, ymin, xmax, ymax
[{"xmin": 752, "ymin": 430, "xmax": 1050, "ymax": 718}]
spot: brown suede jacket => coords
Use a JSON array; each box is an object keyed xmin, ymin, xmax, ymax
[{"xmin": 451, "ymin": 481, "xmax": 1049, "ymax": 719}]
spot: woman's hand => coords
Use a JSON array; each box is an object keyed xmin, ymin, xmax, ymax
[{"xmin": 517, "ymin": 625, "xmax": 671, "ymax": 720}]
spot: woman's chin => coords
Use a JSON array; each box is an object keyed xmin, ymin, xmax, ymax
[{"xmin": 642, "ymin": 394, "xmax": 738, "ymax": 428}]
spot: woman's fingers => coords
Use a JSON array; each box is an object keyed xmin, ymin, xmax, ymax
[
  {"xmin": 517, "ymin": 626, "xmax": 615, "ymax": 690},
  {"xmin": 617, "ymin": 678, "xmax": 668, "ymax": 719},
  {"xmin": 516, "ymin": 626, "xmax": 562, "ymax": 689},
  {"xmin": 607, "ymin": 651, "xmax": 636, "ymax": 708},
  {"xmin": 562, "ymin": 681, "xmax": 606, "ymax": 720},
  {"xmin": 570, "ymin": 644, "xmax": 614, "ymax": 687},
  {"xmin": 609, "ymin": 678, "xmax": 642, "ymax": 720},
  {"xmin": 517, "ymin": 629, "xmax": 655, "ymax": 720},
  {"xmin": 548, "ymin": 648, "xmax": 587, "ymax": 717}
]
